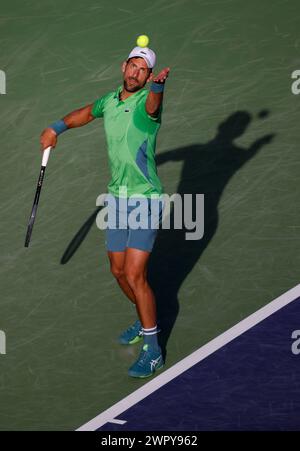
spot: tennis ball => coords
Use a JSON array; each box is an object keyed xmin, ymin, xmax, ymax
[{"xmin": 137, "ymin": 35, "xmax": 149, "ymax": 48}]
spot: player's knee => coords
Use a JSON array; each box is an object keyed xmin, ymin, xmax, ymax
[
  {"xmin": 110, "ymin": 265, "xmax": 124, "ymax": 280},
  {"xmin": 124, "ymin": 267, "xmax": 144, "ymax": 289}
]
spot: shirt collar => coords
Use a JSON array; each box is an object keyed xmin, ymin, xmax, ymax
[
  {"xmin": 113, "ymin": 84, "xmax": 147, "ymax": 102},
  {"xmin": 113, "ymin": 85, "xmax": 122, "ymax": 100}
]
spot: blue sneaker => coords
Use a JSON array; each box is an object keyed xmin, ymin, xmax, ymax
[
  {"xmin": 118, "ymin": 320, "xmax": 143, "ymax": 345},
  {"xmin": 128, "ymin": 344, "xmax": 164, "ymax": 378}
]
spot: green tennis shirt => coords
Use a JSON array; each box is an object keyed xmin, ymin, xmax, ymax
[{"xmin": 91, "ymin": 84, "xmax": 163, "ymax": 198}]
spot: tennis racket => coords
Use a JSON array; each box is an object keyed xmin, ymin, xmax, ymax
[{"xmin": 24, "ymin": 146, "xmax": 52, "ymax": 247}]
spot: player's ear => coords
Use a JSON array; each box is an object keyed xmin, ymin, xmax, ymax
[
  {"xmin": 121, "ymin": 61, "xmax": 127, "ymax": 74},
  {"xmin": 146, "ymin": 71, "xmax": 154, "ymax": 83}
]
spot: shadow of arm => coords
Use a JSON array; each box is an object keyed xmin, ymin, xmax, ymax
[
  {"xmin": 246, "ymin": 133, "xmax": 276, "ymax": 160},
  {"xmin": 156, "ymin": 147, "xmax": 188, "ymax": 166}
]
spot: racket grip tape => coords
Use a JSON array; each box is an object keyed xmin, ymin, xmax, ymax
[{"xmin": 42, "ymin": 146, "xmax": 51, "ymax": 167}]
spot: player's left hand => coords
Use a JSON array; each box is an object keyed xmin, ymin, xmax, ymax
[{"xmin": 153, "ymin": 67, "xmax": 170, "ymax": 84}]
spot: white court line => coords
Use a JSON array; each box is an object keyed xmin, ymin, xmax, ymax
[
  {"xmin": 108, "ymin": 419, "xmax": 127, "ymax": 425},
  {"xmin": 77, "ymin": 283, "xmax": 300, "ymax": 431}
]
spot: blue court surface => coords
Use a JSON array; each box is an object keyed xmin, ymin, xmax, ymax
[{"xmin": 78, "ymin": 286, "xmax": 300, "ymax": 431}]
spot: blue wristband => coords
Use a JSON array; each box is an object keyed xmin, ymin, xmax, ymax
[
  {"xmin": 49, "ymin": 119, "xmax": 68, "ymax": 135},
  {"xmin": 150, "ymin": 81, "xmax": 165, "ymax": 93}
]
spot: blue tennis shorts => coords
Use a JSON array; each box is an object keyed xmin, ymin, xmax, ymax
[{"xmin": 104, "ymin": 194, "xmax": 164, "ymax": 252}]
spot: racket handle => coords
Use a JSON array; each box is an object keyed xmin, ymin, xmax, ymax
[{"xmin": 42, "ymin": 146, "xmax": 52, "ymax": 167}]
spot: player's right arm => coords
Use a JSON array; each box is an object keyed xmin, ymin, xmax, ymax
[{"xmin": 40, "ymin": 104, "xmax": 95, "ymax": 150}]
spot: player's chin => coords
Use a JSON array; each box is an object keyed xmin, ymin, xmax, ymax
[{"xmin": 125, "ymin": 81, "xmax": 142, "ymax": 92}]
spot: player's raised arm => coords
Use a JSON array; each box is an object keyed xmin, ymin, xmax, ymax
[
  {"xmin": 145, "ymin": 67, "xmax": 170, "ymax": 117},
  {"xmin": 40, "ymin": 103, "xmax": 95, "ymax": 150}
]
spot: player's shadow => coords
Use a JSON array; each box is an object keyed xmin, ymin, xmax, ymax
[
  {"xmin": 60, "ymin": 207, "xmax": 101, "ymax": 264},
  {"xmin": 149, "ymin": 110, "xmax": 275, "ymax": 360}
]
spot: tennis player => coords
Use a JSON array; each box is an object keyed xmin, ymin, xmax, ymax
[{"xmin": 40, "ymin": 44, "xmax": 170, "ymax": 378}]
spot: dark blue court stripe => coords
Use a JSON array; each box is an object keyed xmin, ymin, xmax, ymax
[{"xmin": 98, "ymin": 297, "xmax": 300, "ymax": 431}]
